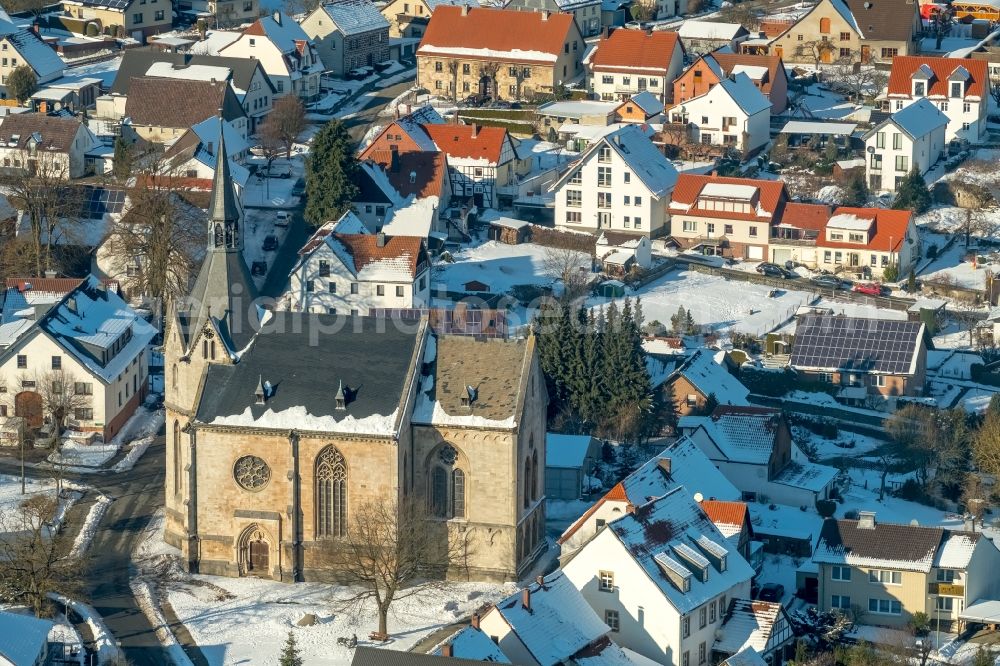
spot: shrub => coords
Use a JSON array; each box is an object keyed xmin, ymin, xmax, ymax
[
  {"xmin": 908, "ymin": 611, "xmax": 930, "ymax": 636},
  {"xmin": 816, "ymin": 499, "xmax": 837, "ymax": 517}
]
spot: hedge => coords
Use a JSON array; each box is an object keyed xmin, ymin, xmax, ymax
[{"xmin": 456, "ymin": 109, "xmax": 537, "ymax": 120}]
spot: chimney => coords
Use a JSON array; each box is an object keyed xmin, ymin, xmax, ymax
[
  {"xmin": 626, "ymin": 502, "xmax": 636, "ymax": 514},
  {"xmin": 658, "ymin": 457, "xmax": 672, "ymax": 476},
  {"xmin": 965, "ymin": 514, "xmax": 976, "ymax": 532},
  {"xmin": 461, "ymin": 3, "xmax": 470, "ymax": 15},
  {"xmin": 541, "ymin": 9, "xmax": 550, "ymax": 20},
  {"xmin": 471, "ymin": 613, "xmax": 480, "ymax": 630},
  {"xmin": 376, "ymin": 231, "xmax": 387, "ymax": 247},
  {"xmin": 521, "ymin": 587, "xmax": 531, "ymax": 611},
  {"xmin": 471, "ymin": 124, "xmax": 479, "ymax": 139},
  {"xmin": 389, "ymin": 145, "xmax": 400, "ymax": 172},
  {"xmin": 441, "ymin": 644, "xmax": 453, "ymax": 657},
  {"xmin": 44, "ymin": 270, "xmax": 56, "ymax": 279},
  {"xmin": 857, "ymin": 511, "xmax": 876, "ymax": 529}
]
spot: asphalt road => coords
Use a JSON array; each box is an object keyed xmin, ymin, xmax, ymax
[{"xmin": 343, "ymin": 77, "xmax": 419, "ymax": 143}]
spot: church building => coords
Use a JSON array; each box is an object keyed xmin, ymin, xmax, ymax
[{"xmin": 163, "ymin": 124, "xmax": 547, "ymax": 583}]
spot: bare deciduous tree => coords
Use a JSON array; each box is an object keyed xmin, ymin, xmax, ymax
[
  {"xmin": 629, "ymin": 0, "xmax": 658, "ymax": 21},
  {"xmin": 0, "ymin": 494, "xmax": 80, "ymax": 617},
  {"xmin": 322, "ymin": 498, "xmax": 471, "ymax": 638},
  {"xmin": 260, "ymin": 95, "xmax": 306, "ymax": 160},
  {"xmin": 543, "ymin": 246, "xmax": 592, "ymax": 303},
  {"xmin": 719, "ymin": 2, "xmax": 759, "ymax": 30},
  {"xmin": 829, "ymin": 53, "xmax": 888, "ymax": 102},
  {"xmin": 31, "ymin": 370, "xmax": 93, "ymax": 446},
  {"xmin": 974, "ymin": 409, "xmax": 1000, "ymax": 480},
  {"xmin": 799, "ymin": 40, "xmax": 836, "ymax": 70}
]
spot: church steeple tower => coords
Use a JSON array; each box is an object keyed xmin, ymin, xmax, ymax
[{"xmin": 208, "ymin": 113, "xmax": 242, "ymax": 253}]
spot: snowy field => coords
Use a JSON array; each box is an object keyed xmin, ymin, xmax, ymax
[
  {"xmin": 46, "ymin": 440, "xmax": 118, "ymax": 468},
  {"xmin": 0, "ymin": 474, "xmax": 80, "ymax": 535},
  {"xmin": 435, "ymin": 240, "xmax": 586, "ymax": 295},
  {"xmin": 169, "ymin": 573, "xmax": 514, "ymax": 665}
]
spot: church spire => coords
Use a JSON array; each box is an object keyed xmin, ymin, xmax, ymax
[{"xmin": 208, "ymin": 112, "xmax": 241, "ymax": 252}]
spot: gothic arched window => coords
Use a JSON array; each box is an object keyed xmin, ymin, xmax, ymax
[
  {"xmin": 213, "ymin": 224, "xmax": 224, "ymax": 247},
  {"xmin": 172, "ymin": 420, "xmax": 180, "ymax": 495},
  {"xmin": 523, "ymin": 456, "xmax": 531, "ymax": 509},
  {"xmin": 429, "ymin": 445, "xmax": 466, "ymax": 519},
  {"xmin": 531, "ymin": 449, "xmax": 539, "ymax": 502},
  {"xmin": 431, "ymin": 466, "xmax": 448, "ymax": 517},
  {"xmin": 316, "ymin": 446, "xmax": 347, "ymax": 538},
  {"xmin": 452, "ymin": 469, "xmax": 465, "ymax": 518}
]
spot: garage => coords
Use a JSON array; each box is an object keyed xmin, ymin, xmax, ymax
[{"xmin": 545, "ymin": 433, "xmax": 600, "ymax": 501}]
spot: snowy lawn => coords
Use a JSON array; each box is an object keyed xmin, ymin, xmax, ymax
[
  {"xmin": 792, "ymin": 426, "xmax": 885, "ymax": 460},
  {"xmin": 0, "ymin": 474, "xmax": 80, "ymax": 536},
  {"xmin": 169, "ymin": 574, "xmax": 514, "ymax": 665},
  {"xmin": 586, "ymin": 269, "xmax": 813, "ymax": 339},
  {"xmin": 435, "ymin": 240, "xmax": 587, "ymax": 295},
  {"xmin": 46, "ymin": 441, "xmax": 118, "ymax": 469}
]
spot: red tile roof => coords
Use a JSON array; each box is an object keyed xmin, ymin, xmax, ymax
[
  {"xmin": 555, "ymin": 481, "xmax": 629, "ymax": 545},
  {"xmin": 5, "ymin": 277, "xmax": 120, "ymax": 293},
  {"xmin": 589, "ymin": 29, "xmax": 683, "ymax": 74},
  {"xmin": 711, "ymin": 52, "xmax": 784, "ymax": 95},
  {"xmin": 780, "ymin": 202, "xmax": 831, "ymax": 231},
  {"xmin": 887, "ymin": 55, "xmax": 988, "ymax": 99},
  {"xmin": 366, "ymin": 150, "xmax": 447, "ymax": 199},
  {"xmin": 671, "ymin": 174, "xmax": 788, "ymax": 222},
  {"xmin": 699, "ymin": 499, "xmax": 749, "ymax": 528},
  {"xmin": 333, "ymin": 233, "xmax": 428, "ymax": 277},
  {"xmin": 818, "ymin": 207, "xmax": 913, "ymax": 253},
  {"xmin": 422, "ymin": 124, "xmax": 508, "ymax": 163},
  {"xmin": 417, "ymin": 6, "xmax": 576, "ymax": 63}
]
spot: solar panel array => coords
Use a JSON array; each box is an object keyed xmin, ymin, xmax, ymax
[
  {"xmin": 81, "ymin": 187, "xmax": 126, "ymax": 219},
  {"xmin": 790, "ymin": 315, "xmax": 922, "ymax": 374}
]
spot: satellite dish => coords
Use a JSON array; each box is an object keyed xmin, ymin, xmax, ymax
[
  {"xmin": 694, "ymin": 492, "xmax": 704, "ymax": 502},
  {"xmin": 910, "ymin": 519, "xmax": 919, "ymax": 526},
  {"xmin": 864, "ymin": 2, "xmax": 872, "ymax": 7},
  {"xmin": 867, "ymin": 146, "xmax": 876, "ymax": 153}
]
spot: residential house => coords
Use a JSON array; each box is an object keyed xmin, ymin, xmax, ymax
[
  {"xmin": 551, "ymin": 123, "xmax": 678, "ymax": 236},
  {"xmin": 814, "ymin": 513, "xmax": 1000, "ymax": 630},
  {"xmin": 123, "ymin": 78, "xmax": 249, "ymax": 144},
  {"xmin": 0, "ymin": 114, "xmax": 100, "ymax": 179},
  {"xmin": 162, "ymin": 117, "xmax": 252, "ymax": 194},
  {"xmin": 596, "ymin": 231, "xmax": 652, "ymax": 272},
  {"xmin": 0, "ymin": 20, "xmax": 64, "ymax": 100},
  {"xmin": 353, "ymin": 161, "xmax": 406, "ymax": 231},
  {"xmin": 432, "ymin": 624, "xmax": 512, "ymax": 662},
  {"xmin": 699, "ymin": 499, "xmax": 754, "ymax": 565},
  {"xmin": 476, "ymin": 570, "xmax": 653, "ymax": 665},
  {"xmin": 789, "ymin": 315, "xmax": 928, "ymax": 397},
  {"xmin": 815, "ymin": 207, "xmax": 919, "ymax": 278},
  {"xmin": 667, "ymin": 72, "xmax": 771, "ymax": 156},
  {"xmin": 763, "ymin": 0, "xmax": 920, "ymax": 64},
  {"xmin": 677, "ymin": 21, "xmax": 750, "ymax": 56},
  {"xmin": 365, "ymin": 148, "xmax": 451, "ymax": 210},
  {"xmin": 767, "ymin": 201, "xmax": 830, "ymax": 266},
  {"xmin": 287, "ymin": 224, "xmax": 431, "ymax": 315},
  {"xmin": 0, "ymin": 276, "xmax": 154, "ymax": 440},
  {"xmin": 665, "ymin": 349, "xmax": 751, "ymax": 416},
  {"xmin": 713, "ymin": 600, "xmax": 795, "ymax": 665},
  {"xmin": 300, "ymin": 0, "xmax": 391, "ymax": 77},
  {"xmin": 586, "ymin": 28, "xmax": 685, "ymax": 104},
  {"xmin": 219, "ymin": 12, "xmax": 324, "ymax": 101},
  {"xmin": 673, "ymin": 52, "xmax": 789, "ymax": 114},
  {"xmin": 678, "ymin": 406, "xmax": 839, "ymax": 506},
  {"xmin": 667, "ymin": 175, "xmax": 788, "ymax": 260},
  {"xmin": 558, "ymin": 436, "xmax": 741, "ymax": 557},
  {"xmin": 505, "ymin": 0, "xmax": 603, "ymax": 36},
  {"xmin": 60, "ymin": 0, "xmax": 173, "ymax": 42},
  {"xmin": 109, "ymin": 49, "xmax": 277, "ymax": 133},
  {"xmin": 544, "ymin": 432, "xmax": 601, "ymax": 500},
  {"xmin": 883, "ymin": 56, "xmax": 988, "ymax": 143},
  {"xmin": 562, "ymin": 486, "xmax": 756, "ymax": 664},
  {"xmin": 0, "ymin": 610, "xmax": 55, "ymax": 666},
  {"xmin": 864, "ymin": 98, "xmax": 947, "ymax": 193},
  {"xmin": 379, "ymin": 0, "xmax": 479, "ymax": 39},
  {"xmin": 722, "ymin": 648, "xmax": 770, "ymax": 666},
  {"xmin": 181, "ymin": 0, "xmax": 259, "ymax": 26},
  {"xmin": 415, "ymin": 6, "xmax": 585, "ymax": 101},
  {"xmin": 615, "ymin": 91, "xmax": 664, "ymax": 122}
]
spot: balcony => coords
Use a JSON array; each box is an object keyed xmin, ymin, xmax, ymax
[
  {"xmin": 770, "ymin": 237, "xmax": 817, "ymax": 247},
  {"xmin": 929, "ymin": 582, "xmax": 965, "ymax": 596}
]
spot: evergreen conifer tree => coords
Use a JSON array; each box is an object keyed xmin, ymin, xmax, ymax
[
  {"xmin": 892, "ymin": 169, "xmax": 932, "ymax": 214},
  {"xmin": 279, "ymin": 631, "xmax": 303, "ymax": 666},
  {"xmin": 304, "ymin": 120, "xmax": 359, "ymax": 226}
]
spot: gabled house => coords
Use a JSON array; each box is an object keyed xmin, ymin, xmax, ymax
[
  {"xmin": 714, "ymin": 600, "xmax": 795, "ymax": 665},
  {"xmin": 615, "ymin": 91, "xmax": 664, "ymax": 123},
  {"xmin": 562, "ymin": 486, "xmax": 756, "ymax": 664},
  {"xmin": 678, "ymin": 406, "xmax": 839, "ymax": 506},
  {"xmin": 815, "ymin": 513, "xmax": 1000, "ymax": 630},
  {"xmin": 816, "ymin": 207, "xmax": 919, "ymax": 278},
  {"xmin": 0, "ymin": 276, "xmax": 155, "ymax": 440},
  {"xmin": 219, "ymin": 12, "xmax": 324, "ymax": 101},
  {"xmin": 558, "ymin": 436, "xmax": 741, "ymax": 557},
  {"xmin": 586, "ymin": 28, "xmax": 685, "ymax": 104},
  {"xmin": 415, "ymin": 6, "xmax": 585, "ymax": 101},
  {"xmin": 162, "ymin": 117, "xmax": 252, "ymax": 194},
  {"xmin": 767, "ymin": 202, "xmax": 831, "ymax": 267},
  {"xmin": 551, "ymin": 123, "xmax": 678, "ymax": 236},
  {"xmin": 665, "ymin": 349, "xmax": 751, "ymax": 416},
  {"xmin": 673, "ymin": 52, "xmax": 788, "ymax": 114},
  {"xmin": 883, "ymin": 56, "xmax": 988, "ymax": 143},
  {"xmin": 789, "ymin": 315, "xmax": 928, "ymax": 397},
  {"xmin": 763, "ymin": 0, "xmax": 919, "ymax": 64},
  {"xmin": 287, "ymin": 224, "xmax": 431, "ymax": 315},
  {"xmin": 182, "ymin": 0, "xmax": 259, "ymax": 27},
  {"xmin": 123, "ymin": 78, "xmax": 249, "ymax": 144},
  {"xmin": 864, "ymin": 98, "xmax": 947, "ymax": 194},
  {"xmin": 60, "ymin": 0, "xmax": 173, "ymax": 42},
  {"xmin": 0, "ymin": 20, "xmax": 64, "ymax": 100},
  {"xmin": 596, "ymin": 231, "xmax": 652, "ymax": 272},
  {"xmin": 300, "ymin": 0, "xmax": 391, "ymax": 77},
  {"xmin": 505, "ymin": 0, "xmax": 603, "ymax": 36},
  {"xmin": 432, "ymin": 624, "xmax": 512, "ymax": 662},
  {"xmin": 353, "ymin": 161, "xmax": 406, "ymax": 231},
  {"xmin": 667, "ymin": 72, "xmax": 771, "ymax": 156},
  {"xmin": 365, "ymin": 149, "xmax": 451, "ymax": 210},
  {"xmin": 379, "ymin": 0, "xmax": 479, "ymax": 39},
  {"xmin": 677, "ymin": 21, "xmax": 750, "ymax": 56},
  {"xmin": 699, "ymin": 499, "xmax": 754, "ymax": 564},
  {"xmin": 668, "ymin": 175, "xmax": 788, "ymax": 260},
  {"xmin": 0, "ymin": 113, "xmax": 100, "ymax": 179}
]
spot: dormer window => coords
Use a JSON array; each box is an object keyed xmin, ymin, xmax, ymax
[
  {"xmin": 951, "ymin": 81, "xmax": 963, "ymax": 98},
  {"xmin": 913, "ymin": 81, "xmax": 925, "ymax": 96}
]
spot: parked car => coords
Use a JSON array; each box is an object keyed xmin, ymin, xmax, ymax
[
  {"xmin": 756, "ymin": 262, "xmax": 793, "ymax": 279},
  {"xmin": 463, "ymin": 93, "xmax": 487, "ymax": 107},
  {"xmin": 251, "ymin": 261, "xmax": 267, "ymax": 276},
  {"xmin": 853, "ymin": 282, "xmax": 885, "ymax": 296},
  {"xmin": 275, "ymin": 211, "xmax": 291, "ymax": 227},
  {"xmin": 263, "ymin": 235, "xmax": 278, "ymax": 251},
  {"xmin": 811, "ymin": 274, "xmax": 843, "ymax": 290},
  {"xmin": 267, "ymin": 163, "xmax": 292, "ymax": 179},
  {"xmin": 758, "ymin": 583, "xmax": 785, "ymax": 602},
  {"xmin": 291, "ymin": 181, "xmax": 305, "ymax": 197}
]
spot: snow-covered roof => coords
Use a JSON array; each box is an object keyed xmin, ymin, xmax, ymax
[
  {"xmin": 827, "ymin": 213, "xmax": 873, "ymax": 231},
  {"xmin": 1, "ymin": 24, "xmax": 65, "ymax": 80},
  {"xmin": 546, "ymin": 432, "xmax": 595, "ymax": 469},
  {"xmin": 672, "ymin": 349, "xmax": 750, "ymax": 406},
  {"xmin": 933, "ymin": 531, "xmax": 981, "ymax": 569},
  {"xmin": 679, "ymin": 407, "xmax": 780, "ymax": 465},
  {"xmin": 714, "ymin": 600, "xmax": 785, "ymax": 655},
  {"xmin": 814, "ymin": 517, "xmax": 945, "ymax": 573},
  {"xmin": 606, "ymin": 486, "xmax": 755, "ymax": 614},
  {"xmin": 319, "ymin": 0, "xmax": 390, "ymax": 35},
  {"xmin": 870, "ymin": 97, "xmax": 948, "ymax": 140},
  {"xmin": 490, "ymin": 571, "xmax": 610, "ymax": 666},
  {"xmin": 773, "ymin": 460, "xmax": 839, "ymax": 492},
  {"xmin": 780, "ymin": 120, "xmax": 857, "ymax": 135},
  {"xmin": 717, "ymin": 73, "xmax": 772, "ymax": 116},
  {"xmin": 749, "ymin": 503, "xmax": 821, "ymax": 542},
  {"xmin": 722, "ymin": 647, "xmax": 769, "ymax": 666},
  {"xmin": 701, "ymin": 182, "xmax": 757, "ymax": 200},
  {"xmin": 730, "ymin": 64, "xmax": 769, "ymax": 80},
  {"xmin": 490, "ymin": 216, "xmax": 531, "ymax": 230},
  {"xmin": 0, "ymin": 610, "xmax": 54, "ymax": 666},
  {"xmin": 380, "ymin": 195, "xmax": 439, "ymax": 238},
  {"xmin": 601, "ymin": 124, "xmax": 678, "ymax": 197},
  {"xmin": 537, "ymin": 99, "xmax": 619, "ymax": 119},
  {"xmin": 145, "ymin": 61, "xmax": 231, "ymax": 82},
  {"xmin": 433, "ymin": 625, "xmax": 511, "ymax": 662},
  {"xmin": 678, "ymin": 20, "xmax": 746, "ymax": 40},
  {"xmin": 602, "ymin": 250, "xmax": 633, "ymax": 266}
]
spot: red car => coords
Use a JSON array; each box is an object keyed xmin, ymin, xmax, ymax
[{"xmin": 853, "ymin": 282, "xmax": 884, "ymax": 296}]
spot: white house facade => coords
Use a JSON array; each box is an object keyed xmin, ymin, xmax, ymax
[
  {"xmin": 884, "ymin": 56, "xmax": 988, "ymax": 144},
  {"xmin": 668, "ymin": 73, "xmax": 771, "ymax": 154},
  {"xmin": 864, "ymin": 98, "xmax": 947, "ymax": 194}
]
